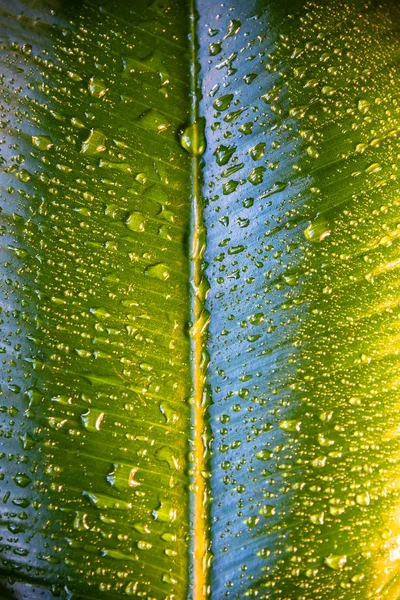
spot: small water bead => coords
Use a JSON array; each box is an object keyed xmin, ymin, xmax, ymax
[
  {"xmin": 80, "ymin": 408, "xmax": 105, "ymax": 431},
  {"xmin": 357, "ymin": 98, "xmax": 371, "ymax": 114},
  {"xmin": 279, "ymin": 420, "xmax": 301, "ymax": 432},
  {"xmin": 21, "ymin": 43, "xmax": 32, "ymax": 55},
  {"xmin": 162, "ymin": 573, "xmax": 177, "ymax": 585},
  {"xmin": 306, "ymin": 145, "xmax": 319, "ymax": 158},
  {"xmin": 80, "ymin": 129, "xmax": 106, "ymax": 154},
  {"xmin": 136, "ymin": 108, "xmax": 169, "ymax": 133},
  {"xmin": 304, "ymin": 218, "xmax": 331, "ymax": 242},
  {"xmin": 321, "ymin": 86, "xmax": 336, "ymax": 96},
  {"xmin": 248, "ymin": 166, "xmax": 266, "ymax": 185},
  {"xmin": 144, "ymin": 263, "xmax": 170, "ymax": 281},
  {"xmin": 125, "ymin": 582, "xmax": 139, "ymax": 596},
  {"xmin": 238, "ymin": 122, "xmax": 253, "ymax": 135},
  {"xmin": 250, "ymin": 143, "xmax": 266, "ymax": 161},
  {"xmin": 213, "ymin": 94, "xmax": 234, "ymax": 112},
  {"xmin": 318, "ymin": 433, "xmax": 334, "ymax": 447},
  {"xmin": 125, "ymin": 211, "xmax": 146, "ymax": 232},
  {"xmin": 209, "ymin": 42, "xmax": 222, "ymax": 56},
  {"xmin": 155, "ymin": 446, "xmax": 180, "ymax": 470},
  {"xmin": 107, "ymin": 464, "xmax": 140, "ymax": 490},
  {"xmin": 325, "ymin": 555, "xmax": 347, "ymax": 570},
  {"xmin": 133, "ymin": 522, "xmax": 151, "ymax": 535},
  {"xmin": 310, "ymin": 512, "xmax": 324, "ymax": 525},
  {"xmin": 137, "ymin": 541, "xmax": 152, "ymax": 550},
  {"xmin": 88, "ymin": 76, "xmax": 108, "ymax": 98},
  {"xmin": 31, "ymin": 135, "xmax": 53, "ymax": 151},
  {"xmin": 13, "ymin": 474, "xmax": 31, "ymax": 488},
  {"xmin": 365, "ymin": 162, "xmax": 382, "ymax": 174},
  {"xmin": 255, "ymin": 449, "xmax": 272, "ymax": 461},
  {"xmin": 245, "ymin": 515, "xmax": 259, "ymax": 528},
  {"xmin": 221, "ymin": 163, "xmax": 244, "ymax": 178},
  {"xmin": 224, "ymin": 109, "xmax": 244, "ymax": 123},
  {"xmin": 83, "ymin": 491, "xmax": 132, "ymax": 511},
  {"xmin": 356, "ymin": 492, "xmax": 370, "ymax": 506},
  {"xmin": 260, "ymin": 505, "xmax": 275, "ymax": 518},
  {"xmin": 159, "ymin": 401, "xmax": 179, "ymax": 424},
  {"xmin": 224, "ymin": 19, "xmax": 241, "ymax": 39},
  {"xmin": 180, "ymin": 118, "xmax": 206, "ymax": 157},
  {"xmin": 312, "ymin": 456, "xmax": 327, "ymax": 468},
  {"xmin": 260, "ymin": 181, "xmax": 287, "ymax": 199},
  {"xmin": 214, "ymin": 144, "xmax": 236, "ymax": 166},
  {"xmin": 152, "ymin": 500, "xmax": 177, "ymax": 523},
  {"xmin": 223, "ymin": 180, "xmax": 239, "ymax": 195}
]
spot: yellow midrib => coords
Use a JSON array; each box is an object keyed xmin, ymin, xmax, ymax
[{"xmin": 189, "ymin": 3, "xmax": 211, "ymax": 599}]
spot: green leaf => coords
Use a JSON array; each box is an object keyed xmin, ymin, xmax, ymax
[
  {"xmin": 0, "ymin": 0, "xmax": 399, "ymax": 599},
  {"xmin": 0, "ymin": 0, "xmax": 192, "ymax": 598},
  {"xmin": 199, "ymin": 1, "xmax": 400, "ymax": 598}
]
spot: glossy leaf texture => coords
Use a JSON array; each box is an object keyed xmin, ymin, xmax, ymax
[
  {"xmin": 0, "ymin": 0, "xmax": 192, "ymax": 598},
  {"xmin": 0, "ymin": 0, "xmax": 400, "ymax": 599},
  {"xmin": 199, "ymin": 0, "xmax": 400, "ymax": 598}
]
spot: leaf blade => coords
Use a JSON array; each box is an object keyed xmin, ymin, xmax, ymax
[
  {"xmin": 198, "ymin": 0, "xmax": 400, "ymax": 598},
  {"xmin": 0, "ymin": 0, "xmax": 192, "ymax": 597}
]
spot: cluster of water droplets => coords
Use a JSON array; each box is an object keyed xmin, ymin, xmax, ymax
[
  {"xmin": 198, "ymin": 0, "xmax": 400, "ymax": 598},
  {"xmin": 0, "ymin": 0, "xmax": 194, "ymax": 597}
]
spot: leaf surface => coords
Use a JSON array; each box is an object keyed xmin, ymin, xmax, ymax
[
  {"xmin": 0, "ymin": 0, "xmax": 192, "ymax": 597},
  {"xmin": 0, "ymin": 0, "xmax": 400, "ymax": 599},
  {"xmin": 199, "ymin": 1, "xmax": 400, "ymax": 598}
]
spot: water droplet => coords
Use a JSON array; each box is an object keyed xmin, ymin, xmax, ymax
[
  {"xmin": 325, "ymin": 554, "xmax": 347, "ymax": 570},
  {"xmin": 248, "ymin": 166, "xmax": 266, "ymax": 185},
  {"xmin": 224, "ymin": 19, "xmax": 241, "ymax": 38},
  {"xmin": 321, "ymin": 86, "xmax": 336, "ymax": 96},
  {"xmin": 250, "ymin": 143, "xmax": 266, "ymax": 161},
  {"xmin": 107, "ymin": 464, "xmax": 140, "ymax": 490},
  {"xmin": 255, "ymin": 449, "xmax": 272, "ymax": 461},
  {"xmin": 81, "ymin": 129, "xmax": 106, "ymax": 154},
  {"xmin": 19, "ymin": 433, "xmax": 36, "ymax": 450},
  {"xmin": 209, "ymin": 42, "xmax": 222, "ymax": 56},
  {"xmin": 279, "ymin": 419, "xmax": 301, "ymax": 432},
  {"xmin": 245, "ymin": 515, "xmax": 259, "ymax": 528},
  {"xmin": 81, "ymin": 408, "xmax": 105, "ymax": 431},
  {"xmin": 260, "ymin": 505, "xmax": 276, "ymax": 517},
  {"xmin": 365, "ymin": 162, "xmax": 382, "ymax": 174},
  {"xmin": 213, "ymin": 94, "xmax": 234, "ymax": 112},
  {"xmin": 13, "ymin": 474, "xmax": 31, "ymax": 488},
  {"xmin": 310, "ymin": 512, "xmax": 324, "ymax": 524},
  {"xmin": 145, "ymin": 263, "xmax": 170, "ymax": 281},
  {"xmin": 312, "ymin": 456, "xmax": 327, "ymax": 468},
  {"xmin": 83, "ymin": 491, "xmax": 132, "ymax": 511},
  {"xmin": 88, "ymin": 76, "xmax": 108, "ymax": 98},
  {"xmin": 31, "ymin": 135, "xmax": 53, "ymax": 151},
  {"xmin": 356, "ymin": 492, "xmax": 370, "ymax": 506},
  {"xmin": 357, "ymin": 99, "xmax": 370, "ymax": 114},
  {"xmin": 136, "ymin": 108, "xmax": 169, "ymax": 133},
  {"xmin": 304, "ymin": 218, "xmax": 331, "ymax": 243},
  {"xmin": 159, "ymin": 401, "xmax": 179, "ymax": 424},
  {"xmin": 180, "ymin": 118, "xmax": 206, "ymax": 156},
  {"xmin": 222, "ymin": 180, "xmax": 239, "ymax": 195},
  {"xmin": 152, "ymin": 500, "xmax": 176, "ymax": 523},
  {"xmin": 126, "ymin": 211, "xmax": 146, "ymax": 232},
  {"xmin": 228, "ymin": 244, "xmax": 245, "ymax": 255},
  {"xmin": 137, "ymin": 540, "xmax": 152, "ymax": 550},
  {"xmin": 155, "ymin": 446, "xmax": 180, "ymax": 470},
  {"xmin": 214, "ymin": 144, "xmax": 236, "ymax": 166}
]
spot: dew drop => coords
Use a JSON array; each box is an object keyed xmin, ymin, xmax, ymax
[
  {"xmin": 325, "ymin": 554, "xmax": 347, "ymax": 570},
  {"xmin": 145, "ymin": 263, "xmax": 170, "ymax": 281},
  {"xmin": 180, "ymin": 118, "xmax": 206, "ymax": 156},
  {"xmin": 304, "ymin": 218, "xmax": 331, "ymax": 243},
  {"xmin": 31, "ymin": 135, "xmax": 53, "ymax": 151}
]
